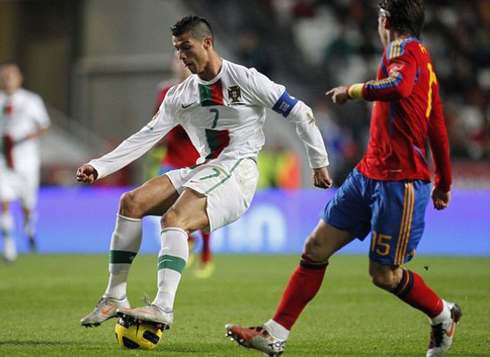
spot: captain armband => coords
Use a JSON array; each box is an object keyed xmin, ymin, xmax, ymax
[
  {"xmin": 272, "ymin": 91, "xmax": 299, "ymax": 118},
  {"xmin": 347, "ymin": 83, "xmax": 365, "ymax": 100}
]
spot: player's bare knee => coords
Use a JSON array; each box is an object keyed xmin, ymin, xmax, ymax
[
  {"xmin": 369, "ymin": 269, "xmax": 398, "ymax": 291},
  {"xmin": 119, "ymin": 191, "xmax": 144, "ymax": 218},
  {"xmin": 303, "ymin": 233, "xmax": 331, "ymax": 262}
]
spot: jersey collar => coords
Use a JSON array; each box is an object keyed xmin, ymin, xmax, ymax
[{"xmin": 195, "ymin": 59, "xmax": 227, "ymax": 86}]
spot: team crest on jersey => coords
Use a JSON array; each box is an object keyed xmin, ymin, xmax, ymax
[
  {"xmin": 389, "ymin": 63, "xmax": 404, "ymax": 75},
  {"xmin": 228, "ymin": 86, "xmax": 242, "ymax": 103}
]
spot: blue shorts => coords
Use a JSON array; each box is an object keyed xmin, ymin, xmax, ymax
[{"xmin": 321, "ymin": 169, "xmax": 430, "ymax": 265}]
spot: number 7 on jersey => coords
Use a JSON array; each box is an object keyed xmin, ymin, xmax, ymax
[{"xmin": 210, "ymin": 109, "xmax": 219, "ymax": 129}]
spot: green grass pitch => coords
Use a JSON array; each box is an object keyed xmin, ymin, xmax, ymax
[{"xmin": 0, "ymin": 254, "xmax": 489, "ymax": 356}]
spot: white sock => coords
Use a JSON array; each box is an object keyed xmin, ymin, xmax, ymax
[
  {"xmin": 104, "ymin": 215, "xmax": 142, "ymax": 299},
  {"xmin": 152, "ymin": 227, "xmax": 188, "ymax": 310},
  {"xmin": 264, "ymin": 319, "xmax": 290, "ymax": 340},
  {"xmin": 1, "ymin": 211, "xmax": 13, "ymax": 236},
  {"xmin": 1, "ymin": 212, "xmax": 17, "ymax": 261},
  {"xmin": 3, "ymin": 234, "xmax": 17, "ymax": 261},
  {"xmin": 430, "ymin": 300, "xmax": 451, "ymax": 325},
  {"xmin": 105, "ymin": 274, "xmax": 128, "ymax": 300}
]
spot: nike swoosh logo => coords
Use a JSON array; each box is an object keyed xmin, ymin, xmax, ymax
[
  {"xmin": 134, "ymin": 309, "xmax": 152, "ymax": 315},
  {"xmin": 445, "ymin": 316, "xmax": 456, "ymax": 338},
  {"xmin": 181, "ymin": 103, "xmax": 194, "ymax": 108},
  {"xmin": 101, "ymin": 306, "xmax": 116, "ymax": 315}
]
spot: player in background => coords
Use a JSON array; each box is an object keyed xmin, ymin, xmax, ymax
[
  {"xmin": 155, "ymin": 55, "xmax": 214, "ymax": 278},
  {"xmin": 226, "ymin": 1, "xmax": 461, "ymax": 356},
  {"xmin": 78, "ymin": 15, "xmax": 332, "ymax": 330},
  {"xmin": 0, "ymin": 63, "xmax": 50, "ymax": 262}
]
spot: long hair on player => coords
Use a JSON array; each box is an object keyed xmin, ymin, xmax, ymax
[{"xmin": 378, "ymin": 0, "xmax": 425, "ymax": 39}]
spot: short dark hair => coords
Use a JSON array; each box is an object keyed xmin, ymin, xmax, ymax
[
  {"xmin": 379, "ymin": 0, "xmax": 425, "ymax": 38},
  {"xmin": 171, "ymin": 15, "xmax": 214, "ymax": 41}
]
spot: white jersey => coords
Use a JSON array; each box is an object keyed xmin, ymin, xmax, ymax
[
  {"xmin": 0, "ymin": 88, "xmax": 50, "ymax": 173},
  {"xmin": 90, "ymin": 59, "xmax": 329, "ymax": 179}
]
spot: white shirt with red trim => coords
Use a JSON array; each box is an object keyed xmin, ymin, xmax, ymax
[
  {"xmin": 0, "ymin": 88, "xmax": 50, "ymax": 173},
  {"xmin": 90, "ymin": 59, "xmax": 329, "ymax": 179}
]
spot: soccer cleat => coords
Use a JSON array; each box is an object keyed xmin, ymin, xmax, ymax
[
  {"xmin": 117, "ymin": 304, "xmax": 173, "ymax": 330},
  {"xmin": 194, "ymin": 261, "xmax": 215, "ymax": 279},
  {"xmin": 426, "ymin": 303, "xmax": 462, "ymax": 357},
  {"xmin": 225, "ymin": 324, "xmax": 286, "ymax": 356},
  {"xmin": 80, "ymin": 296, "xmax": 130, "ymax": 327}
]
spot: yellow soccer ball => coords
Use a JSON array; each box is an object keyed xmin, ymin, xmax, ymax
[{"xmin": 114, "ymin": 317, "xmax": 162, "ymax": 350}]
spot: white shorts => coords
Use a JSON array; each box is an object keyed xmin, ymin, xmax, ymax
[
  {"xmin": 0, "ymin": 168, "xmax": 40, "ymax": 208},
  {"xmin": 165, "ymin": 158, "xmax": 259, "ymax": 232}
]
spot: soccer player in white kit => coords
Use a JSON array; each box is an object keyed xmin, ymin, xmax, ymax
[
  {"xmin": 0, "ymin": 63, "xmax": 50, "ymax": 262},
  {"xmin": 78, "ymin": 15, "xmax": 333, "ymax": 330}
]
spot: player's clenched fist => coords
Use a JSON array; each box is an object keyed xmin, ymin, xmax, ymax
[
  {"xmin": 76, "ymin": 164, "xmax": 98, "ymax": 184},
  {"xmin": 431, "ymin": 187, "xmax": 451, "ymax": 210},
  {"xmin": 312, "ymin": 167, "xmax": 333, "ymax": 189}
]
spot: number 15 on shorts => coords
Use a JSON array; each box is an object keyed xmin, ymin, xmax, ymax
[{"xmin": 371, "ymin": 231, "xmax": 392, "ymax": 257}]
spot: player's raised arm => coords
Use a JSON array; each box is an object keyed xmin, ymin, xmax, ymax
[
  {"xmin": 247, "ymin": 69, "xmax": 332, "ymax": 188},
  {"xmin": 327, "ymin": 43, "xmax": 417, "ymax": 104},
  {"xmin": 76, "ymin": 100, "xmax": 177, "ymax": 183}
]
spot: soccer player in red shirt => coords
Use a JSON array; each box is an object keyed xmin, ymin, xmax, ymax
[
  {"xmin": 155, "ymin": 57, "xmax": 214, "ymax": 278},
  {"xmin": 226, "ymin": 1, "xmax": 461, "ymax": 356}
]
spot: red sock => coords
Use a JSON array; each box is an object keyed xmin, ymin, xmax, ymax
[
  {"xmin": 392, "ymin": 269, "xmax": 443, "ymax": 318},
  {"xmin": 272, "ymin": 255, "xmax": 327, "ymax": 330},
  {"xmin": 201, "ymin": 231, "xmax": 211, "ymax": 263}
]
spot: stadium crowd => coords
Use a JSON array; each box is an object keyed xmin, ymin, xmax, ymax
[{"xmin": 256, "ymin": 0, "xmax": 489, "ymax": 184}]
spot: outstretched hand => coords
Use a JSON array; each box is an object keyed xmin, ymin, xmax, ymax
[
  {"xmin": 313, "ymin": 167, "xmax": 333, "ymax": 189},
  {"xmin": 326, "ymin": 86, "xmax": 349, "ymax": 105},
  {"xmin": 431, "ymin": 187, "xmax": 451, "ymax": 210},
  {"xmin": 76, "ymin": 164, "xmax": 98, "ymax": 184}
]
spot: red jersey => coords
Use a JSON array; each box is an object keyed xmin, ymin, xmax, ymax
[
  {"xmin": 155, "ymin": 84, "xmax": 200, "ymax": 168},
  {"xmin": 355, "ymin": 37, "xmax": 452, "ymax": 192}
]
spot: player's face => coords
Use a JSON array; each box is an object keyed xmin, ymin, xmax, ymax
[
  {"xmin": 0, "ymin": 65, "xmax": 23, "ymax": 94},
  {"xmin": 173, "ymin": 32, "xmax": 211, "ymax": 75}
]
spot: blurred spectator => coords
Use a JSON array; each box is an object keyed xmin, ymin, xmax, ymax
[
  {"xmin": 257, "ymin": 144, "xmax": 302, "ymax": 189},
  {"xmin": 313, "ymin": 98, "xmax": 359, "ymax": 183},
  {"xmin": 266, "ymin": 0, "xmax": 490, "ymax": 174},
  {"xmin": 292, "ymin": 0, "xmax": 316, "ymax": 19},
  {"xmin": 238, "ymin": 29, "xmax": 273, "ymax": 77},
  {"xmin": 323, "ymin": 24, "xmax": 355, "ymax": 66}
]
